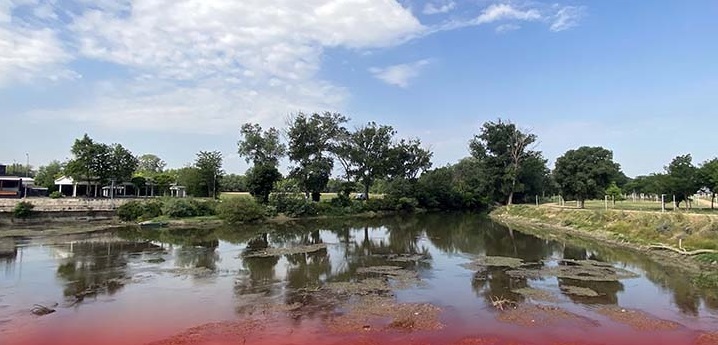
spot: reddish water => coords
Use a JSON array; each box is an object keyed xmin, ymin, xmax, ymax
[{"xmin": 1, "ymin": 214, "xmax": 716, "ymax": 345}]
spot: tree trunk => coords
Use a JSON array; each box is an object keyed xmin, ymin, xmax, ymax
[
  {"xmin": 364, "ymin": 183, "xmax": 370, "ymax": 201},
  {"xmin": 712, "ymin": 193, "xmax": 715, "ymax": 210},
  {"xmin": 579, "ymin": 199, "xmax": 585, "ymax": 209},
  {"xmin": 507, "ymin": 192, "xmax": 514, "ymax": 206}
]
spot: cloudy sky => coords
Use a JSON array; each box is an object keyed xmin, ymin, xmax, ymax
[{"xmin": 1, "ymin": 0, "xmax": 717, "ymax": 177}]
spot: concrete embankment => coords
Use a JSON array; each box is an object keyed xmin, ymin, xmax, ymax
[{"xmin": 0, "ymin": 198, "xmax": 129, "ymax": 225}]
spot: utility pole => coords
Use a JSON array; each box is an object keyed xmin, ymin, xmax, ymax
[
  {"xmin": 661, "ymin": 194, "xmax": 666, "ymax": 213},
  {"xmin": 24, "ymin": 153, "xmax": 29, "ymax": 198},
  {"xmin": 605, "ymin": 195, "xmax": 608, "ymax": 210}
]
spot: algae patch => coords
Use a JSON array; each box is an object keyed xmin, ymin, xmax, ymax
[{"xmin": 242, "ymin": 243, "xmax": 328, "ymax": 258}]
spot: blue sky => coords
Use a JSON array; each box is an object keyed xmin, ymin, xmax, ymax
[{"xmin": 1, "ymin": 0, "xmax": 717, "ymax": 177}]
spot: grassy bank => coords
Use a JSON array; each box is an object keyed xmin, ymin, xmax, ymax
[{"xmin": 490, "ymin": 205, "xmax": 718, "ymax": 286}]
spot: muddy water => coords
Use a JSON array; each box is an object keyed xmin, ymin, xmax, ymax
[{"xmin": 1, "ymin": 213, "xmax": 717, "ymax": 345}]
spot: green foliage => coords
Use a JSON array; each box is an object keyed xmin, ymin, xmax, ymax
[
  {"xmin": 238, "ymin": 123, "xmax": 286, "ymax": 167},
  {"xmin": 469, "ymin": 119, "xmax": 544, "ymax": 205},
  {"xmin": 605, "ymin": 182, "xmax": 624, "ymax": 203},
  {"xmin": 662, "ymin": 154, "xmax": 701, "ymax": 208},
  {"xmin": 65, "ymin": 134, "xmax": 138, "ymax": 189},
  {"xmin": 220, "ymin": 174, "xmax": 247, "ymax": 192},
  {"xmin": 152, "ymin": 173, "xmax": 175, "ymax": 196},
  {"xmin": 287, "ymin": 112, "xmax": 348, "ymax": 201},
  {"xmin": 217, "ymin": 197, "xmax": 267, "ymax": 223},
  {"xmin": 136, "ymin": 154, "xmax": 166, "ymax": 176},
  {"xmin": 553, "ymin": 146, "xmax": 621, "ymax": 208},
  {"xmin": 692, "ymin": 273, "xmax": 718, "ymax": 288},
  {"xmin": 161, "ymin": 198, "xmax": 217, "ymax": 218},
  {"xmin": 13, "ymin": 201, "xmax": 34, "ymax": 219},
  {"xmin": 49, "ymin": 191, "xmax": 63, "ymax": 199},
  {"xmin": 336, "ymin": 121, "xmax": 395, "ymax": 199},
  {"xmin": 246, "ymin": 164, "xmax": 282, "ymax": 203},
  {"xmin": 268, "ymin": 193, "xmax": 318, "ymax": 217},
  {"xmin": 117, "ymin": 201, "xmax": 145, "ymax": 221},
  {"xmin": 34, "ymin": 160, "xmax": 64, "ymax": 190},
  {"xmin": 695, "ymin": 253, "xmax": 718, "ymax": 264},
  {"xmin": 194, "ymin": 151, "xmax": 224, "ymax": 198},
  {"xmin": 173, "ymin": 166, "xmax": 203, "ymax": 196},
  {"xmin": 396, "ymin": 197, "xmax": 419, "ymax": 212}
]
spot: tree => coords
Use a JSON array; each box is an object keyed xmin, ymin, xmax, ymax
[
  {"xmin": 107, "ymin": 144, "xmax": 138, "ymax": 183},
  {"xmin": 173, "ymin": 166, "xmax": 203, "ymax": 197},
  {"xmin": 699, "ymin": 158, "xmax": 718, "ymax": 209},
  {"xmin": 287, "ymin": 112, "xmax": 348, "ymax": 201},
  {"xmin": 4, "ymin": 163, "xmax": 34, "ymax": 177},
  {"xmin": 388, "ymin": 138, "xmax": 433, "ymax": 179},
  {"xmin": 662, "ymin": 154, "xmax": 701, "ymax": 209},
  {"xmin": 65, "ymin": 134, "xmax": 110, "ymax": 195},
  {"xmin": 337, "ymin": 122, "xmax": 395, "ymax": 199},
  {"xmin": 238, "ymin": 123, "xmax": 286, "ymax": 167},
  {"xmin": 153, "ymin": 173, "xmax": 175, "ymax": 196},
  {"xmin": 238, "ymin": 123, "xmax": 287, "ymax": 203},
  {"xmin": 220, "ymin": 174, "xmax": 247, "ymax": 192},
  {"xmin": 605, "ymin": 182, "xmax": 624, "ymax": 205},
  {"xmin": 553, "ymin": 146, "xmax": 621, "ymax": 208},
  {"xmin": 468, "ymin": 120, "xmax": 541, "ymax": 205},
  {"xmin": 34, "ymin": 161, "xmax": 64, "ymax": 191},
  {"xmin": 246, "ymin": 164, "xmax": 282, "ymax": 203},
  {"xmin": 137, "ymin": 154, "xmax": 166, "ymax": 176},
  {"xmin": 195, "ymin": 151, "xmax": 224, "ymax": 198}
]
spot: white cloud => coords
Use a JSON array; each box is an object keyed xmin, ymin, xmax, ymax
[
  {"xmin": 0, "ymin": 1, "xmax": 74, "ymax": 85},
  {"xmin": 16, "ymin": 0, "xmax": 424, "ymax": 132},
  {"xmin": 369, "ymin": 59, "xmax": 431, "ymax": 88},
  {"xmin": 550, "ymin": 5, "xmax": 585, "ymax": 32},
  {"xmin": 476, "ymin": 4, "xmax": 541, "ymax": 24},
  {"xmin": 496, "ymin": 23, "xmax": 521, "ymax": 33},
  {"xmin": 423, "ymin": 0, "xmax": 456, "ymax": 15}
]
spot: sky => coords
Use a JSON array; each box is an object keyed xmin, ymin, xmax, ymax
[{"xmin": 1, "ymin": 0, "xmax": 717, "ymax": 177}]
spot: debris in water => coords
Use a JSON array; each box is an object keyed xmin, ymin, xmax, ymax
[
  {"xmin": 560, "ymin": 285, "xmax": 600, "ymax": 297},
  {"xmin": 512, "ymin": 287, "xmax": 558, "ymax": 302},
  {"xmin": 461, "ymin": 256, "xmax": 524, "ymax": 269},
  {"xmin": 596, "ymin": 306, "xmax": 680, "ymax": 330},
  {"xmin": 242, "ymin": 243, "xmax": 327, "ymax": 258},
  {"xmin": 31, "ymin": 304, "xmax": 56, "ymax": 316}
]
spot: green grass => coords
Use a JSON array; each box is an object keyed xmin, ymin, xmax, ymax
[
  {"xmin": 544, "ymin": 198, "xmax": 718, "ymax": 215},
  {"xmin": 692, "ymin": 273, "xmax": 718, "ymax": 288},
  {"xmin": 497, "ymin": 204, "xmax": 718, "ymax": 251}
]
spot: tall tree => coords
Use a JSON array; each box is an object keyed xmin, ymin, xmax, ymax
[
  {"xmin": 553, "ymin": 146, "xmax": 620, "ymax": 208},
  {"xmin": 34, "ymin": 161, "xmax": 64, "ymax": 191},
  {"xmin": 389, "ymin": 138, "xmax": 433, "ymax": 179},
  {"xmin": 238, "ymin": 123, "xmax": 286, "ymax": 167},
  {"xmin": 337, "ymin": 122, "xmax": 395, "ymax": 199},
  {"xmin": 469, "ymin": 120, "xmax": 542, "ymax": 205},
  {"xmin": 107, "ymin": 143, "xmax": 138, "ymax": 184},
  {"xmin": 195, "ymin": 151, "xmax": 224, "ymax": 198},
  {"xmin": 65, "ymin": 134, "xmax": 111, "ymax": 194},
  {"xmin": 238, "ymin": 123, "xmax": 286, "ymax": 203},
  {"xmin": 662, "ymin": 154, "xmax": 701, "ymax": 209},
  {"xmin": 137, "ymin": 154, "xmax": 166, "ymax": 175},
  {"xmin": 220, "ymin": 174, "xmax": 248, "ymax": 192},
  {"xmin": 700, "ymin": 158, "xmax": 718, "ymax": 209},
  {"xmin": 287, "ymin": 112, "xmax": 348, "ymax": 201}
]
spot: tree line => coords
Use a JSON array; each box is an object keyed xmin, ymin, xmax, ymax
[{"xmin": 23, "ymin": 116, "xmax": 718, "ymax": 211}]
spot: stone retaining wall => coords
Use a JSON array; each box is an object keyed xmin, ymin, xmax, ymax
[{"xmin": 0, "ymin": 198, "xmax": 134, "ymax": 212}]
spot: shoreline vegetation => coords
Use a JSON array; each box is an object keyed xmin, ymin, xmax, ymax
[{"xmin": 490, "ymin": 204, "xmax": 718, "ymax": 288}]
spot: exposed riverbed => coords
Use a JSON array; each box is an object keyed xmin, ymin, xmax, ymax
[{"xmin": 1, "ymin": 213, "xmax": 716, "ymax": 345}]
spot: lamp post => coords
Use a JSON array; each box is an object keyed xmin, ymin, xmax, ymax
[{"xmin": 24, "ymin": 153, "xmax": 29, "ymax": 198}]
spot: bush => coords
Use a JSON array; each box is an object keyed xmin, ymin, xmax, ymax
[
  {"xmin": 396, "ymin": 197, "xmax": 419, "ymax": 212},
  {"xmin": 217, "ymin": 197, "xmax": 267, "ymax": 223},
  {"xmin": 268, "ymin": 193, "xmax": 319, "ymax": 217},
  {"xmin": 142, "ymin": 200, "xmax": 164, "ymax": 219},
  {"xmin": 117, "ymin": 201, "xmax": 145, "ymax": 221},
  {"xmin": 161, "ymin": 198, "xmax": 217, "ymax": 218},
  {"xmin": 13, "ymin": 201, "xmax": 34, "ymax": 219},
  {"xmin": 49, "ymin": 191, "xmax": 63, "ymax": 199}
]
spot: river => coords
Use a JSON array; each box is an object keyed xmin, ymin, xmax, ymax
[{"xmin": 1, "ymin": 213, "xmax": 716, "ymax": 345}]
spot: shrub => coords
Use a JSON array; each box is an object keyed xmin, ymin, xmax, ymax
[
  {"xmin": 217, "ymin": 197, "xmax": 267, "ymax": 224},
  {"xmin": 142, "ymin": 200, "xmax": 164, "ymax": 219},
  {"xmin": 191, "ymin": 199, "xmax": 218, "ymax": 217},
  {"xmin": 269, "ymin": 193, "xmax": 319, "ymax": 218},
  {"xmin": 49, "ymin": 191, "xmax": 63, "ymax": 199},
  {"xmin": 396, "ymin": 197, "xmax": 419, "ymax": 212},
  {"xmin": 162, "ymin": 198, "xmax": 198, "ymax": 218},
  {"xmin": 330, "ymin": 193, "xmax": 352, "ymax": 208},
  {"xmin": 117, "ymin": 201, "xmax": 145, "ymax": 221},
  {"xmin": 13, "ymin": 201, "xmax": 34, "ymax": 219}
]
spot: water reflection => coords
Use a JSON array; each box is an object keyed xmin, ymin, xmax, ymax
[{"xmin": 2, "ymin": 212, "xmax": 716, "ymax": 327}]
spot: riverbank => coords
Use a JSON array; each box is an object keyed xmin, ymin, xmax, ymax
[{"xmin": 490, "ymin": 205, "xmax": 718, "ymax": 285}]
